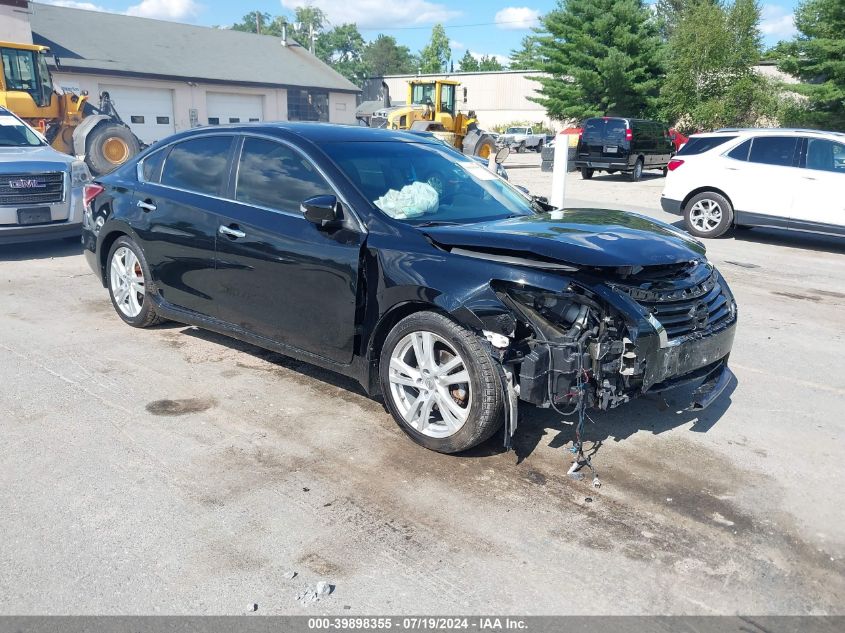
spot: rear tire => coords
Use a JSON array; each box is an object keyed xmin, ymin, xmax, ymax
[
  {"xmin": 581, "ymin": 167, "xmax": 594, "ymax": 180},
  {"xmin": 683, "ymin": 191, "xmax": 734, "ymax": 239},
  {"xmin": 535, "ymin": 140, "xmax": 544, "ymax": 153},
  {"xmin": 85, "ymin": 123, "xmax": 141, "ymax": 176},
  {"xmin": 630, "ymin": 158, "xmax": 644, "ymax": 182},
  {"xmin": 379, "ymin": 311, "xmax": 504, "ymax": 454},
  {"xmin": 106, "ymin": 236, "xmax": 165, "ymax": 328}
]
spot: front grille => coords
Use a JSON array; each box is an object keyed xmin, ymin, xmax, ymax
[
  {"xmin": 0, "ymin": 172, "xmax": 64, "ymax": 206},
  {"xmin": 618, "ymin": 270, "xmax": 734, "ymax": 340}
]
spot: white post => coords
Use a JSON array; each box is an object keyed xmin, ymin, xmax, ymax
[
  {"xmin": 550, "ymin": 132, "xmax": 569, "ymax": 209},
  {"xmin": 487, "ymin": 151, "xmax": 497, "ymax": 173}
]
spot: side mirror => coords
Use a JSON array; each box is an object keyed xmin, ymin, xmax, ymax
[
  {"xmin": 495, "ymin": 147, "xmax": 510, "ymax": 164},
  {"xmin": 301, "ymin": 195, "xmax": 342, "ymax": 228}
]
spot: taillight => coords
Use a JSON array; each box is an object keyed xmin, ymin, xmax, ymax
[
  {"xmin": 667, "ymin": 159, "xmax": 685, "ymax": 171},
  {"xmin": 83, "ymin": 183, "xmax": 105, "ymax": 209},
  {"xmin": 625, "ymin": 128, "xmax": 633, "ymax": 142}
]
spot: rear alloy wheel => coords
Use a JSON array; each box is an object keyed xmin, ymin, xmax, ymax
[
  {"xmin": 380, "ymin": 312, "xmax": 503, "ymax": 453},
  {"xmin": 684, "ymin": 191, "xmax": 734, "ymax": 238},
  {"xmin": 107, "ymin": 236, "xmax": 164, "ymax": 327},
  {"xmin": 581, "ymin": 167, "xmax": 594, "ymax": 180},
  {"xmin": 630, "ymin": 158, "xmax": 644, "ymax": 182}
]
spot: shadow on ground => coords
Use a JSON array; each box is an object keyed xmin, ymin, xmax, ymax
[
  {"xmin": 0, "ymin": 238, "xmax": 81, "ymax": 262},
  {"xmin": 668, "ymin": 220, "xmax": 845, "ymax": 256},
  {"xmin": 176, "ymin": 324, "xmax": 736, "ymax": 464}
]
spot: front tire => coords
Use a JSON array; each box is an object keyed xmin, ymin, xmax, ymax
[
  {"xmin": 379, "ymin": 312, "xmax": 504, "ymax": 454},
  {"xmin": 107, "ymin": 236, "xmax": 164, "ymax": 327},
  {"xmin": 684, "ymin": 191, "xmax": 734, "ymax": 238},
  {"xmin": 85, "ymin": 124, "xmax": 141, "ymax": 176}
]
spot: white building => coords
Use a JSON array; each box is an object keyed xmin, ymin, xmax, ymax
[
  {"xmin": 2, "ymin": 1, "xmax": 360, "ymax": 145},
  {"xmin": 382, "ymin": 70, "xmax": 558, "ymax": 132}
]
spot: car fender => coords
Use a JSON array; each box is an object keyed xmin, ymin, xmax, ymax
[{"xmin": 72, "ymin": 115, "xmax": 113, "ymax": 157}]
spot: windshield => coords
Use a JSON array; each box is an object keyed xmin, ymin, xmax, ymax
[
  {"xmin": 411, "ymin": 83, "xmax": 435, "ymax": 106},
  {"xmin": 506, "ymin": 127, "xmax": 527, "ymax": 134},
  {"xmin": 0, "ymin": 112, "xmax": 44, "ymax": 147},
  {"xmin": 322, "ymin": 141, "xmax": 538, "ymax": 225}
]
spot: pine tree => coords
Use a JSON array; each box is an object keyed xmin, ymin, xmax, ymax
[
  {"xmin": 533, "ymin": 0, "xmax": 664, "ymax": 121},
  {"xmin": 776, "ymin": 0, "xmax": 845, "ymax": 130},
  {"xmin": 509, "ymin": 35, "xmax": 543, "ymax": 70},
  {"xmin": 419, "ymin": 24, "xmax": 451, "ymax": 74},
  {"xmin": 362, "ymin": 35, "xmax": 418, "ymax": 77}
]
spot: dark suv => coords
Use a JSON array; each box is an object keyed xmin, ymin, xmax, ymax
[
  {"xmin": 81, "ymin": 123, "xmax": 736, "ymax": 455},
  {"xmin": 576, "ymin": 117, "xmax": 675, "ymax": 182}
]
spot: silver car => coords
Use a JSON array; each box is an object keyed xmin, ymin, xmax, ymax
[{"xmin": 0, "ymin": 107, "xmax": 89, "ymax": 245}]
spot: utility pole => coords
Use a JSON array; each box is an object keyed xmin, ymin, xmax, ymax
[
  {"xmin": 309, "ymin": 22, "xmax": 315, "ymax": 54},
  {"xmin": 256, "ymin": 11, "xmax": 261, "ymax": 35}
]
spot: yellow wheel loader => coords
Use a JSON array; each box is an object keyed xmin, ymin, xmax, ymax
[
  {"xmin": 362, "ymin": 79, "xmax": 496, "ymax": 159},
  {"xmin": 0, "ymin": 41, "xmax": 141, "ymax": 175}
]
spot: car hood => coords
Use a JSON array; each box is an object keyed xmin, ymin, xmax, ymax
[
  {"xmin": 423, "ymin": 209, "xmax": 706, "ymax": 268},
  {"xmin": 0, "ymin": 145, "xmax": 73, "ymax": 171}
]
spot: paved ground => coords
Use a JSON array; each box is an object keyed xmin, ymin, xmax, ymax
[{"xmin": 1, "ymin": 161, "xmax": 844, "ymax": 615}]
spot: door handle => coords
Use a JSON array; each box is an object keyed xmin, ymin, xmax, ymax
[
  {"xmin": 218, "ymin": 224, "xmax": 246, "ymax": 239},
  {"xmin": 137, "ymin": 200, "xmax": 157, "ymax": 212}
]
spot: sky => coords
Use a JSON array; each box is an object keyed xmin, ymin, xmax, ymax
[{"xmin": 43, "ymin": 0, "xmax": 803, "ymax": 64}]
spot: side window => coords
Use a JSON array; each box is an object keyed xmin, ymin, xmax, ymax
[
  {"xmin": 727, "ymin": 139, "xmax": 751, "ymax": 161},
  {"xmin": 235, "ymin": 137, "xmax": 333, "ymax": 213},
  {"xmin": 160, "ymin": 136, "xmax": 233, "ymax": 196},
  {"xmin": 748, "ymin": 136, "xmax": 798, "ymax": 167},
  {"xmin": 805, "ymin": 138, "xmax": 845, "ymax": 174},
  {"xmin": 141, "ymin": 147, "xmax": 169, "ymax": 183}
]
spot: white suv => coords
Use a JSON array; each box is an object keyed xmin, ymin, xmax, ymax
[{"xmin": 661, "ymin": 128, "xmax": 845, "ymax": 238}]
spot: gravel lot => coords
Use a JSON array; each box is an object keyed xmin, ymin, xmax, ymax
[{"xmin": 1, "ymin": 157, "xmax": 844, "ymax": 614}]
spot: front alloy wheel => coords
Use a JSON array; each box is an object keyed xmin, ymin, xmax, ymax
[
  {"xmin": 379, "ymin": 311, "xmax": 504, "ymax": 453},
  {"xmin": 388, "ymin": 331, "xmax": 472, "ymax": 438}
]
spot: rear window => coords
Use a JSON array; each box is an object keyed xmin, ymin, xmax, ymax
[
  {"xmin": 677, "ymin": 136, "xmax": 737, "ymax": 156},
  {"xmin": 582, "ymin": 118, "xmax": 628, "ymax": 143}
]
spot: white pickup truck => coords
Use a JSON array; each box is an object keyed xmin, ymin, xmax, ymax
[{"xmin": 499, "ymin": 126, "xmax": 544, "ymax": 153}]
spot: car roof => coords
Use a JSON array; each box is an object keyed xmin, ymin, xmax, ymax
[
  {"xmin": 699, "ymin": 127, "xmax": 845, "ymax": 139},
  {"xmin": 160, "ymin": 122, "xmax": 440, "ymax": 146}
]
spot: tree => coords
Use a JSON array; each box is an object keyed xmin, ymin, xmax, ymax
[
  {"xmin": 419, "ymin": 24, "xmax": 450, "ymax": 74},
  {"xmin": 288, "ymin": 5, "xmax": 327, "ymax": 49},
  {"xmin": 776, "ymin": 0, "xmax": 845, "ymax": 130},
  {"xmin": 509, "ymin": 35, "xmax": 543, "ymax": 70},
  {"xmin": 661, "ymin": 0, "xmax": 772, "ymax": 131},
  {"xmin": 533, "ymin": 0, "xmax": 664, "ymax": 121},
  {"xmin": 362, "ymin": 35, "xmax": 418, "ymax": 76},
  {"xmin": 478, "ymin": 55, "xmax": 504, "ymax": 71},
  {"xmin": 457, "ymin": 50, "xmax": 479, "ymax": 72},
  {"xmin": 316, "ymin": 24, "xmax": 368, "ymax": 85},
  {"xmin": 231, "ymin": 11, "xmax": 282, "ymax": 37}
]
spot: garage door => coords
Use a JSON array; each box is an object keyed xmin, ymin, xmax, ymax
[
  {"xmin": 100, "ymin": 84, "xmax": 175, "ymax": 145},
  {"xmin": 206, "ymin": 92, "xmax": 263, "ymax": 125}
]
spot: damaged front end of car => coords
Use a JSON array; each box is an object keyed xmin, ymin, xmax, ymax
[{"xmin": 451, "ymin": 251, "xmax": 738, "ymax": 449}]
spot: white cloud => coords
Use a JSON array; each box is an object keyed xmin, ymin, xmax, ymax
[
  {"xmin": 44, "ymin": 1, "xmax": 106, "ymax": 9},
  {"xmin": 280, "ymin": 0, "xmax": 460, "ymax": 29},
  {"xmin": 450, "ymin": 40, "xmax": 465, "ymax": 50},
  {"xmin": 494, "ymin": 6, "xmax": 540, "ymax": 30},
  {"xmin": 760, "ymin": 4, "xmax": 796, "ymax": 40},
  {"xmin": 126, "ymin": 0, "xmax": 202, "ymax": 21}
]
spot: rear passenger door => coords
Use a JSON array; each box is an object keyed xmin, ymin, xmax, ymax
[
  {"xmin": 133, "ymin": 134, "xmax": 235, "ymax": 316},
  {"xmin": 724, "ymin": 135, "xmax": 800, "ymax": 226},
  {"xmin": 213, "ymin": 135, "xmax": 364, "ymax": 364},
  {"xmin": 790, "ymin": 137, "xmax": 845, "ymax": 234}
]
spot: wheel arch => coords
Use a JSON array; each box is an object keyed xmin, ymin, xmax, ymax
[{"xmin": 681, "ymin": 187, "xmax": 736, "ymax": 223}]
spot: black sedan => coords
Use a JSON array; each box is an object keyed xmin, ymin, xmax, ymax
[{"xmin": 82, "ymin": 124, "xmax": 737, "ymax": 454}]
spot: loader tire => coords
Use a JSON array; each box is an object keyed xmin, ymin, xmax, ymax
[
  {"xmin": 85, "ymin": 123, "xmax": 141, "ymax": 176},
  {"xmin": 471, "ymin": 134, "xmax": 496, "ymax": 160}
]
